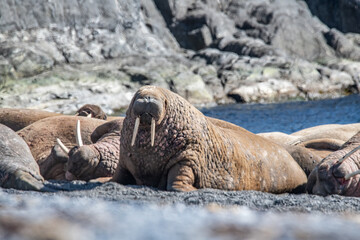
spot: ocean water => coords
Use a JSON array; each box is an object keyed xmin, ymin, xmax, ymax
[{"xmin": 201, "ymin": 94, "xmax": 360, "ymax": 134}]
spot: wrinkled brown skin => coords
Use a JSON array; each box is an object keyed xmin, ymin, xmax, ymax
[
  {"xmin": 0, "ymin": 108, "xmax": 61, "ymax": 131},
  {"xmin": 17, "ymin": 116, "xmax": 106, "ymax": 180},
  {"xmin": 76, "ymin": 104, "xmax": 108, "ymax": 120},
  {"xmin": 113, "ymin": 86, "xmax": 307, "ymax": 193},
  {"xmin": 258, "ymin": 125, "xmax": 360, "ymax": 177},
  {"xmin": 291, "ymin": 123, "xmax": 360, "ymax": 143},
  {"xmin": 307, "ymin": 131, "xmax": 360, "ymax": 196},
  {"xmin": 259, "ymin": 123, "xmax": 360, "ymax": 147},
  {"xmin": 0, "ymin": 124, "xmax": 46, "ymax": 191},
  {"xmin": 65, "ymin": 118, "xmax": 123, "ymax": 181}
]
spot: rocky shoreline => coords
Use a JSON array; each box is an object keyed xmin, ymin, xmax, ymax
[
  {"xmin": 0, "ymin": 0, "xmax": 360, "ymax": 114},
  {"xmin": 2, "ymin": 182, "xmax": 360, "ymax": 240}
]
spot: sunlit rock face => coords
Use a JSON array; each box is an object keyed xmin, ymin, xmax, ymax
[{"xmin": 0, "ymin": 0, "xmax": 359, "ymax": 113}]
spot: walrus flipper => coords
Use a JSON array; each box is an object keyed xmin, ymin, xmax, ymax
[
  {"xmin": 1, "ymin": 169, "xmax": 47, "ymax": 191},
  {"xmin": 167, "ymin": 163, "xmax": 197, "ymax": 192}
]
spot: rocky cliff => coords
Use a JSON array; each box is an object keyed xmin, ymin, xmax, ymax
[{"xmin": 0, "ymin": 0, "xmax": 359, "ymax": 114}]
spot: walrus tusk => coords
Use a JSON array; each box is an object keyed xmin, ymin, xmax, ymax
[
  {"xmin": 345, "ymin": 169, "xmax": 360, "ymax": 180},
  {"xmin": 87, "ymin": 113, "xmax": 92, "ymax": 118},
  {"xmin": 131, "ymin": 117, "xmax": 140, "ymax": 146},
  {"xmin": 76, "ymin": 120, "xmax": 83, "ymax": 147},
  {"xmin": 151, "ymin": 118, "xmax": 155, "ymax": 147},
  {"xmin": 56, "ymin": 138, "xmax": 70, "ymax": 154},
  {"xmin": 337, "ymin": 145, "xmax": 360, "ymax": 164}
]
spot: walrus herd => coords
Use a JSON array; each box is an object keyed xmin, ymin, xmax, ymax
[{"xmin": 1, "ymin": 86, "xmax": 360, "ymax": 197}]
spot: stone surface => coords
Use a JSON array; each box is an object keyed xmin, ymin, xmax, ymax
[
  {"xmin": 1, "ymin": 183, "xmax": 360, "ymax": 240},
  {"xmin": 0, "ymin": 0, "xmax": 359, "ymax": 114}
]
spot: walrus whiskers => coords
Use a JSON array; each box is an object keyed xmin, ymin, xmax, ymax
[
  {"xmin": 131, "ymin": 117, "xmax": 140, "ymax": 146},
  {"xmin": 345, "ymin": 169, "xmax": 360, "ymax": 180},
  {"xmin": 151, "ymin": 118, "xmax": 155, "ymax": 147},
  {"xmin": 337, "ymin": 145, "xmax": 360, "ymax": 164},
  {"xmin": 76, "ymin": 120, "xmax": 83, "ymax": 147},
  {"xmin": 56, "ymin": 138, "xmax": 70, "ymax": 154}
]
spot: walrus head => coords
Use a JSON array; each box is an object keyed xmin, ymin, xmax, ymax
[
  {"xmin": 76, "ymin": 104, "xmax": 107, "ymax": 120},
  {"xmin": 128, "ymin": 86, "xmax": 168, "ymax": 148},
  {"xmin": 307, "ymin": 132, "xmax": 360, "ymax": 196},
  {"xmin": 57, "ymin": 120, "xmax": 119, "ymax": 181}
]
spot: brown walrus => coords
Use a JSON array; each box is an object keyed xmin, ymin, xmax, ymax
[
  {"xmin": 307, "ymin": 131, "xmax": 360, "ymax": 196},
  {"xmin": 75, "ymin": 104, "xmax": 108, "ymax": 120},
  {"xmin": 258, "ymin": 123, "xmax": 360, "ymax": 177},
  {"xmin": 18, "ymin": 116, "xmax": 107, "ymax": 180},
  {"xmin": 64, "ymin": 118, "xmax": 123, "ymax": 181},
  {"xmin": 112, "ymin": 86, "xmax": 307, "ymax": 193},
  {"xmin": 0, "ymin": 108, "xmax": 61, "ymax": 131}
]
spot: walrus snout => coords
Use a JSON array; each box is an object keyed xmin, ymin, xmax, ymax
[
  {"xmin": 130, "ymin": 95, "xmax": 164, "ymax": 147},
  {"xmin": 332, "ymin": 163, "xmax": 350, "ymax": 178},
  {"xmin": 66, "ymin": 145, "xmax": 100, "ymax": 180},
  {"xmin": 306, "ymin": 156, "xmax": 360, "ymax": 196},
  {"xmin": 307, "ymin": 163, "xmax": 343, "ymax": 196},
  {"xmin": 132, "ymin": 96, "xmax": 163, "ymax": 123}
]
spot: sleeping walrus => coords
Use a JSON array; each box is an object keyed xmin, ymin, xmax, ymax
[
  {"xmin": 307, "ymin": 131, "xmax": 360, "ymax": 196},
  {"xmin": 112, "ymin": 86, "xmax": 307, "ymax": 193}
]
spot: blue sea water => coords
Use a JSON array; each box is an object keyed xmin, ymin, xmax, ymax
[{"xmin": 201, "ymin": 94, "xmax": 360, "ymax": 134}]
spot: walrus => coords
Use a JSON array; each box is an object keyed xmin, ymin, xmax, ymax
[
  {"xmin": 259, "ymin": 132, "xmax": 345, "ymax": 176},
  {"xmin": 112, "ymin": 86, "xmax": 307, "ymax": 193},
  {"xmin": 62, "ymin": 118, "xmax": 123, "ymax": 181},
  {"xmin": 18, "ymin": 116, "xmax": 107, "ymax": 180},
  {"xmin": 75, "ymin": 104, "xmax": 108, "ymax": 120},
  {"xmin": 0, "ymin": 104, "xmax": 109, "ymax": 132},
  {"xmin": 0, "ymin": 124, "xmax": 46, "ymax": 191},
  {"xmin": 258, "ymin": 123, "xmax": 360, "ymax": 176},
  {"xmin": 307, "ymin": 131, "xmax": 360, "ymax": 196},
  {"xmin": 0, "ymin": 108, "xmax": 61, "ymax": 131}
]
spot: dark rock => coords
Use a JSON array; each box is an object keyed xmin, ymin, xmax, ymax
[
  {"xmin": 218, "ymin": 36, "xmax": 284, "ymax": 58},
  {"xmin": 305, "ymin": 0, "xmax": 360, "ymax": 33},
  {"xmin": 324, "ymin": 28, "xmax": 360, "ymax": 61}
]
